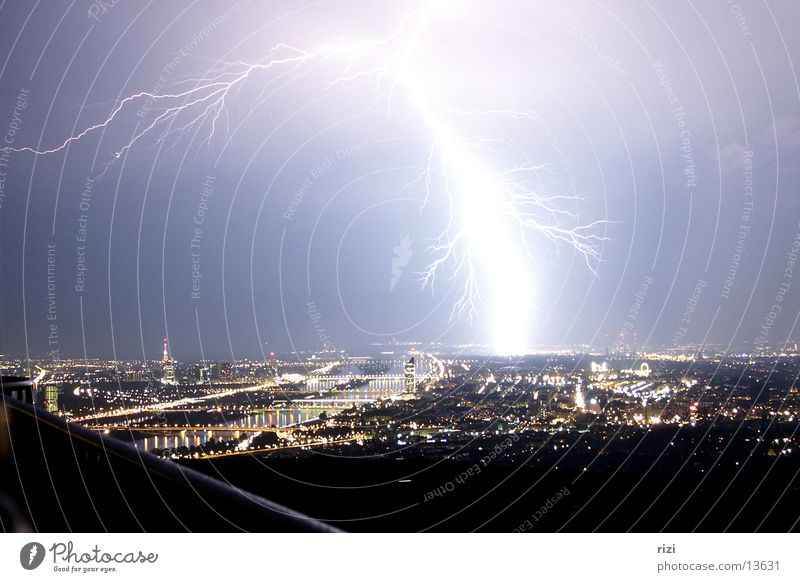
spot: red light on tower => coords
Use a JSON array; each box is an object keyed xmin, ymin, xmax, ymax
[{"xmin": 162, "ymin": 337, "xmax": 170, "ymax": 362}]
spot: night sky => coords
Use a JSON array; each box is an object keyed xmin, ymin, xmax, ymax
[{"xmin": 1, "ymin": 1, "xmax": 800, "ymax": 360}]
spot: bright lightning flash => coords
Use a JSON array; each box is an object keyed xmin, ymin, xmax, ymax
[{"xmin": 5, "ymin": 1, "xmax": 604, "ymax": 355}]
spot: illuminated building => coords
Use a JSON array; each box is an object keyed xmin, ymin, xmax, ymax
[
  {"xmin": 218, "ymin": 362, "xmax": 235, "ymax": 381},
  {"xmin": 44, "ymin": 383, "xmax": 59, "ymax": 413},
  {"xmin": 404, "ymin": 357, "xmax": 416, "ymax": 392},
  {"xmin": 125, "ymin": 370, "xmax": 144, "ymax": 382}
]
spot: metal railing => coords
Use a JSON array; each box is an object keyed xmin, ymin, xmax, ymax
[{"xmin": 0, "ymin": 379, "xmax": 338, "ymax": 532}]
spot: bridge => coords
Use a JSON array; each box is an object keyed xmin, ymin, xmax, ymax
[
  {"xmin": 87, "ymin": 425, "xmax": 281, "ymax": 433},
  {"xmin": 192, "ymin": 434, "xmax": 366, "ymax": 459},
  {"xmin": 291, "ymin": 398, "xmax": 375, "ymax": 406},
  {"xmin": 306, "ymin": 374, "xmax": 407, "ymax": 389}
]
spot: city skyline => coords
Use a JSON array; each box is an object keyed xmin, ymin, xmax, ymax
[{"xmin": 4, "ymin": 346, "xmax": 800, "ymax": 532}]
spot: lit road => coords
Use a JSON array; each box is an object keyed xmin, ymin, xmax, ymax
[
  {"xmin": 72, "ymin": 382, "xmax": 275, "ymax": 422},
  {"xmin": 90, "ymin": 425, "xmax": 279, "ymax": 433},
  {"xmin": 191, "ymin": 434, "xmax": 366, "ymax": 460}
]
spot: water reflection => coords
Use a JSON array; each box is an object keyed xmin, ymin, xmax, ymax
[{"xmin": 137, "ymin": 376, "xmax": 405, "ymax": 451}]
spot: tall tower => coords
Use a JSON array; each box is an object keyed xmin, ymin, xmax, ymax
[
  {"xmin": 161, "ymin": 337, "xmax": 176, "ymax": 385},
  {"xmin": 404, "ymin": 357, "xmax": 416, "ymax": 392}
]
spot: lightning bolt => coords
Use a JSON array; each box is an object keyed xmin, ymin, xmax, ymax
[{"xmin": 4, "ymin": 0, "xmax": 605, "ymax": 354}]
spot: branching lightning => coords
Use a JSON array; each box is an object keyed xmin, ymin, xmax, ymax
[{"xmin": 5, "ymin": 1, "xmax": 605, "ymax": 354}]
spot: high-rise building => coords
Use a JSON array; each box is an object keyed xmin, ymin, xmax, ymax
[
  {"xmin": 218, "ymin": 362, "xmax": 235, "ymax": 381},
  {"xmin": 44, "ymin": 383, "xmax": 59, "ymax": 413},
  {"xmin": 161, "ymin": 337, "xmax": 177, "ymax": 385},
  {"xmin": 404, "ymin": 357, "xmax": 416, "ymax": 392}
]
